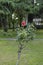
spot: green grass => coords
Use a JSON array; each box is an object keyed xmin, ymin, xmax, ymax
[
  {"xmin": 0, "ymin": 40, "xmax": 43, "ymax": 65},
  {"xmin": 35, "ymin": 29, "xmax": 43, "ymax": 38},
  {"xmin": 0, "ymin": 29, "xmax": 16, "ymax": 38}
]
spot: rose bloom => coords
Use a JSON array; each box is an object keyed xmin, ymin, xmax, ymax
[{"xmin": 21, "ymin": 20, "xmax": 26, "ymax": 27}]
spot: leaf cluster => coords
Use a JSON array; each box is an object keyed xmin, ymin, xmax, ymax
[{"xmin": 16, "ymin": 23, "xmax": 36, "ymax": 42}]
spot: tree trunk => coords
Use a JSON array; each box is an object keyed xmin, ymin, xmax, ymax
[
  {"xmin": 12, "ymin": 22, "xmax": 14, "ymax": 31},
  {"xmin": 2, "ymin": 16, "xmax": 8, "ymax": 32}
]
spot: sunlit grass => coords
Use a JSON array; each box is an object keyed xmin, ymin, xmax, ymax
[{"xmin": 0, "ymin": 40, "xmax": 43, "ymax": 65}]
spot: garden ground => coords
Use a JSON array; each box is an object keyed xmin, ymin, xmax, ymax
[{"xmin": 0, "ymin": 40, "xmax": 43, "ymax": 65}]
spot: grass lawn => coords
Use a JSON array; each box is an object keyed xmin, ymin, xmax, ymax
[
  {"xmin": 35, "ymin": 29, "xmax": 43, "ymax": 39},
  {"xmin": 0, "ymin": 29, "xmax": 16, "ymax": 38},
  {"xmin": 0, "ymin": 40, "xmax": 43, "ymax": 65},
  {"xmin": 36, "ymin": 30, "xmax": 43, "ymax": 38}
]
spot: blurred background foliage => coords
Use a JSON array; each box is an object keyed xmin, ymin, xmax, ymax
[{"xmin": 0, "ymin": 0, "xmax": 43, "ymax": 32}]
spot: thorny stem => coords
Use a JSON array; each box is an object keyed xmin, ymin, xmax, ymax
[{"xmin": 16, "ymin": 42, "xmax": 23, "ymax": 65}]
